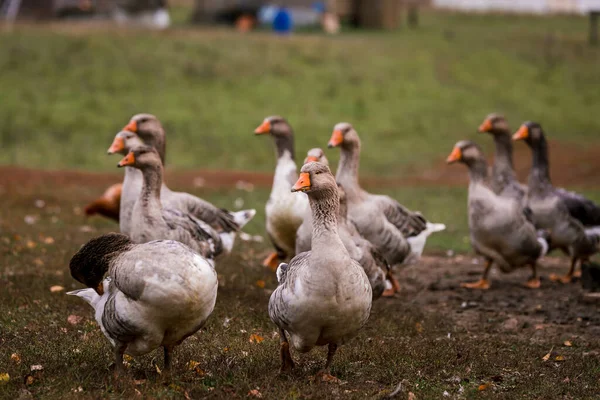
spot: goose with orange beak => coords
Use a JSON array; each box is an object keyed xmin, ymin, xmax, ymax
[
  {"xmin": 295, "ymin": 151, "xmax": 389, "ymax": 300},
  {"xmin": 477, "ymin": 113, "xmax": 527, "ymax": 204},
  {"xmin": 512, "ymin": 122, "xmax": 600, "ymax": 283},
  {"xmin": 269, "ymin": 161, "xmax": 372, "ymax": 381},
  {"xmin": 447, "ymin": 140, "xmax": 548, "ymax": 289},
  {"xmin": 105, "ymin": 114, "xmax": 255, "ymax": 253},
  {"xmin": 326, "ymin": 122, "xmax": 445, "ymax": 292},
  {"xmin": 254, "ymin": 116, "xmax": 308, "ymax": 271}
]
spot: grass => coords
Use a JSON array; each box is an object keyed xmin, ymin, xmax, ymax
[
  {"xmin": 0, "ymin": 11, "xmax": 599, "ymax": 174},
  {"xmin": 1, "ymin": 8, "xmax": 600, "ymax": 399},
  {"xmin": 1, "ymin": 183, "xmax": 599, "ymax": 399}
]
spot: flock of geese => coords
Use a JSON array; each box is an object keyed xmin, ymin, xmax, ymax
[{"xmin": 68, "ymin": 113, "xmax": 599, "ymax": 380}]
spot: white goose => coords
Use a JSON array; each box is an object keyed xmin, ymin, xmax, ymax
[
  {"xmin": 68, "ymin": 233, "xmax": 217, "ymax": 376},
  {"xmin": 269, "ymin": 162, "xmax": 372, "ymax": 380},
  {"xmin": 254, "ymin": 116, "xmax": 308, "ymax": 269}
]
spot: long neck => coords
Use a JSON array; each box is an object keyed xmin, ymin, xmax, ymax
[
  {"xmin": 336, "ymin": 142, "xmax": 361, "ymax": 191},
  {"xmin": 274, "ymin": 133, "xmax": 295, "ymax": 161},
  {"xmin": 492, "ymin": 132, "xmax": 516, "ymax": 179},
  {"xmin": 139, "ymin": 164, "xmax": 163, "ymax": 211},
  {"xmin": 466, "ymin": 158, "xmax": 489, "ymax": 183},
  {"xmin": 529, "ymin": 136, "xmax": 551, "ymax": 186},
  {"xmin": 309, "ymin": 190, "xmax": 343, "ymax": 253}
]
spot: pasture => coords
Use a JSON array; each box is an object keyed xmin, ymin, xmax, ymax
[{"xmin": 1, "ymin": 9, "xmax": 599, "ymax": 399}]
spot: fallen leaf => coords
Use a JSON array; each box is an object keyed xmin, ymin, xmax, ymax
[
  {"xmin": 256, "ymin": 280, "xmax": 265, "ymax": 288},
  {"xmin": 30, "ymin": 365, "xmax": 43, "ymax": 372},
  {"xmin": 133, "ymin": 379, "xmax": 146, "ymax": 386},
  {"xmin": 555, "ymin": 355, "xmax": 565, "ymax": 361},
  {"xmin": 187, "ymin": 361, "xmax": 200, "ymax": 370},
  {"xmin": 0, "ymin": 373, "xmax": 9, "ymax": 384},
  {"xmin": 564, "ymin": 341, "xmax": 572, "ymax": 347},
  {"xmin": 155, "ymin": 364, "xmax": 162, "ymax": 374},
  {"xmin": 11, "ymin": 353, "xmax": 21, "ymax": 364},
  {"xmin": 249, "ymin": 333, "xmax": 264, "ymax": 344},
  {"xmin": 67, "ymin": 315, "xmax": 83, "ymax": 325},
  {"xmin": 415, "ymin": 322, "xmax": 424, "ymax": 333},
  {"xmin": 50, "ymin": 286, "xmax": 64, "ymax": 293},
  {"xmin": 25, "ymin": 375, "xmax": 34, "ymax": 385},
  {"xmin": 223, "ymin": 347, "xmax": 229, "ymax": 352},
  {"xmin": 26, "ymin": 240, "xmax": 36, "ymax": 249},
  {"xmin": 563, "ymin": 377, "xmax": 570, "ymax": 383},
  {"xmin": 33, "ymin": 258, "xmax": 44, "ymax": 267},
  {"xmin": 34, "ymin": 200, "xmax": 46, "ymax": 208},
  {"xmin": 123, "ymin": 355, "xmax": 133, "ymax": 362},
  {"xmin": 248, "ymin": 389, "xmax": 262, "ymax": 398},
  {"xmin": 542, "ymin": 347, "xmax": 554, "ymax": 362},
  {"xmin": 408, "ymin": 392, "xmax": 416, "ymax": 400},
  {"xmin": 42, "ymin": 237, "xmax": 55, "ymax": 245},
  {"xmin": 478, "ymin": 383, "xmax": 491, "ymax": 391}
]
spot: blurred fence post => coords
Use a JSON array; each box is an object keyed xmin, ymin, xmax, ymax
[{"xmin": 591, "ymin": 11, "xmax": 599, "ymax": 46}]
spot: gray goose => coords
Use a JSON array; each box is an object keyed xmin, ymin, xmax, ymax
[
  {"xmin": 117, "ymin": 147, "xmax": 223, "ymax": 261},
  {"xmin": 326, "ymin": 123, "xmax": 444, "ymax": 276},
  {"xmin": 446, "ymin": 141, "xmax": 548, "ymax": 289},
  {"xmin": 269, "ymin": 162, "xmax": 372, "ymax": 380},
  {"xmin": 513, "ymin": 122, "xmax": 600, "ymax": 283},
  {"xmin": 108, "ymin": 114, "xmax": 255, "ymax": 249},
  {"xmin": 68, "ymin": 233, "xmax": 217, "ymax": 377},
  {"xmin": 295, "ymin": 149, "xmax": 389, "ymax": 300},
  {"xmin": 254, "ymin": 116, "xmax": 308, "ymax": 270},
  {"xmin": 478, "ymin": 113, "xmax": 528, "ymax": 204}
]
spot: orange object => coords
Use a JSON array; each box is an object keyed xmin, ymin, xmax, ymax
[
  {"xmin": 254, "ymin": 120, "xmax": 271, "ymax": 134},
  {"xmin": 478, "ymin": 118, "xmax": 493, "ymax": 133},
  {"xmin": 236, "ymin": 15, "xmax": 255, "ymax": 33},
  {"xmin": 107, "ymin": 136, "xmax": 125, "ymax": 154},
  {"xmin": 84, "ymin": 183, "xmax": 122, "ymax": 222},
  {"xmin": 292, "ymin": 172, "xmax": 311, "ymax": 192},
  {"xmin": 118, "ymin": 152, "xmax": 135, "ymax": 167},
  {"xmin": 445, "ymin": 147, "xmax": 462, "ymax": 163},
  {"xmin": 122, "ymin": 120, "xmax": 137, "ymax": 133},
  {"xmin": 512, "ymin": 125, "xmax": 529, "ymax": 141},
  {"xmin": 327, "ymin": 130, "xmax": 344, "ymax": 148}
]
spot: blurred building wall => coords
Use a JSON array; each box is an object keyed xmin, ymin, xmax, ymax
[{"xmin": 432, "ymin": 0, "xmax": 599, "ymax": 14}]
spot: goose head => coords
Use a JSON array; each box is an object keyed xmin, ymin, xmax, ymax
[
  {"xmin": 303, "ymin": 148, "xmax": 329, "ymax": 166},
  {"xmin": 327, "ymin": 122, "xmax": 359, "ymax": 149},
  {"xmin": 446, "ymin": 140, "xmax": 485, "ymax": 167},
  {"xmin": 69, "ymin": 233, "xmax": 133, "ymax": 295},
  {"xmin": 107, "ymin": 130, "xmax": 145, "ymax": 155},
  {"xmin": 292, "ymin": 161, "xmax": 337, "ymax": 198},
  {"xmin": 512, "ymin": 121, "xmax": 544, "ymax": 148},
  {"xmin": 254, "ymin": 116, "xmax": 295, "ymax": 159},
  {"xmin": 121, "ymin": 114, "xmax": 166, "ymax": 163},
  {"xmin": 478, "ymin": 113, "xmax": 510, "ymax": 136},
  {"xmin": 117, "ymin": 146, "xmax": 162, "ymax": 170}
]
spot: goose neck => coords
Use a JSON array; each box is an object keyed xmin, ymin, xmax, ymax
[
  {"xmin": 529, "ymin": 136, "xmax": 551, "ymax": 187},
  {"xmin": 309, "ymin": 191, "xmax": 342, "ymax": 252},
  {"xmin": 336, "ymin": 142, "xmax": 361, "ymax": 190}
]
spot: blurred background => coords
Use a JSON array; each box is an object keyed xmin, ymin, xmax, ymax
[{"xmin": 0, "ymin": 0, "xmax": 599, "ymax": 252}]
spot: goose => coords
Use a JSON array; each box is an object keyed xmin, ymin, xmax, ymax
[
  {"xmin": 68, "ymin": 233, "xmax": 217, "ymax": 377},
  {"xmin": 109, "ymin": 115, "xmax": 256, "ymax": 252},
  {"xmin": 254, "ymin": 116, "xmax": 308, "ymax": 270},
  {"xmin": 117, "ymin": 146, "xmax": 223, "ymax": 260},
  {"xmin": 513, "ymin": 122, "xmax": 600, "ymax": 283},
  {"xmin": 84, "ymin": 183, "xmax": 122, "ymax": 222},
  {"xmin": 269, "ymin": 161, "xmax": 372, "ymax": 380},
  {"xmin": 295, "ymin": 149, "xmax": 389, "ymax": 299},
  {"xmin": 477, "ymin": 113, "xmax": 527, "ymax": 204},
  {"xmin": 446, "ymin": 140, "xmax": 548, "ymax": 289},
  {"xmin": 326, "ymin": 123, "xmax": 444, "ymax": 270}
]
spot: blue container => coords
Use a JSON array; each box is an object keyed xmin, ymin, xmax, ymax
[{"xmin": 272, "ymin": 8, "xmax": 293, "ymax": 34}]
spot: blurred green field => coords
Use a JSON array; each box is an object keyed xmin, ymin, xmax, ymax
[{"xmin": 0, "ymin": 11, "xmax": 599, "ymax": 174}]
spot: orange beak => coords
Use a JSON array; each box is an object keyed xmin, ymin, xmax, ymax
[
  {"xmin": 512, "ymin": 125, "xmax": 529, "ymax": 141},
  {"xmin": 291, "ymin": 172, "xmax": 311, "ymax": 192},
  {"xmin": 122, "ymin": 120, "xmax": 137, "ymax": 133},
  {"xmin": 117, "ymin": 152, "xmax": 135, "ymax": 167},
  {"xmin": 446, "ymin": 147, "xmax": 462, "ymax": 164},
  {"xmin": 304, "ymin": 156, "xmax": 319, "ymax": 164},
  {"xmin": 254, "ymin": 120, "xmax": 271, "ymax": 135},
  {"xmin": 478, "ymin": 118, "xmax": 492, "ymax": 133},
  {"xmin": 328, "ymin": 130, "xmax": 344, "ymax": 148},
  {"xmin": 107, "ymin": 136, "xmax": 125, "ymax": 154}
]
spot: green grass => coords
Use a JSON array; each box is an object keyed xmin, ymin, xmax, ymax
[{"xmin": 0, "ymin": 11, "xmax": 599, "ymax": 174}]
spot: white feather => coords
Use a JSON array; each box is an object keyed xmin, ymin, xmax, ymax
[{"xmin": 406, "ymin": 222, "xmax": 446, "ymax": 262}]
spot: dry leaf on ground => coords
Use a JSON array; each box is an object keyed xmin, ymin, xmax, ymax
[
  {"xmin": 256, "ymin": 280, "xmax": 265, "ymax": 288},
  {"xmin": 415, "ymin": 322, "xmax": 424, "ymax": 333},
  {"xmin": 249, "ymin": 333, "xmax": 264, "ymax": 343},
  {"xmin": 555, "ymin": 355, "xmax": 565, "ymax": 361},
  {"xmin": 478, "ymin": 383, "xmax": 491, "ymax": 391},
  {"xmin": 67, "ymin": 315, "xmax": 83, "ymax": 325},
  {"xmin": 50, "ymin": 285, "xmax": 64, "ymax": 293},
  {"xmin": 408, "ymin": 392, "xmax": 416, "ymax": 400},
  {"xmin": 248, "ymin": 389, "xmax": 262, "ymax": 398},
  {"xmin": 563, "ymin": 341, "xmax": 572, "ymax": 347},
  {"xmin": 11, "ymin": 353, "xmax": 21, "ymax": 364},
  {"xmin": 0, "ymin": 373, "xmax": 9, "ymax": 384}
]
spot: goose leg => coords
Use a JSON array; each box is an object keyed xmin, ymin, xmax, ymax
[
  {"xmin": 525, "ymin": 263, "xmax": 541, "ymax": 289},
  {"xmin": 161, "ymin": 345, "xmax": 174, "ymax": 382},
  {"xmin": 382, "ymin": 269, "xmax": 401, "ymax": 297},
  {"xmin": 550, "ymin": 257, "xmax": 578, "ymax": 284},
  {"xmin": 279, "ymin": 329, "xmax": 295, "ymax": 373},
  {"xmin": 113, "ymin": 344, "xmax": 126, "ymax": 378},
  {"xmin": 316, "ymin": 344, "xmax": 340, "ymax": 383},
  {"xmin": 461, "ymin": 259, "xmax": 492, "ymax": 290}
]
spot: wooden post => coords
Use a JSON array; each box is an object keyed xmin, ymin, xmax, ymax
[{"xmin": 591, "ymin": 11, "xmax": 599, "ymax": 46}]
